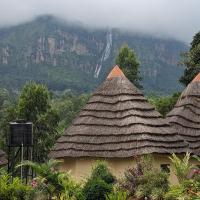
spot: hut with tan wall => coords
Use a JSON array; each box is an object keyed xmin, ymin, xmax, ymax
[{"xmin": 49, "ymin": 65, "xmax": 188, "ymax": 183}]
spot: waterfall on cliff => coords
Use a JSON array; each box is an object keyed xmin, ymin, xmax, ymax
[{"xmin": 94, "ymin": 30, "xmax": 112, "ymax": 78}]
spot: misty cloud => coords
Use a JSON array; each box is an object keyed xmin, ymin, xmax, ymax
[{"xmin": 0, "ymin": 0, "xmax": 200, "ymax": 42}]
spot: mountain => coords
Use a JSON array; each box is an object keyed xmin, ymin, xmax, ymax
[{"xmin": 0, "ymin": 15, "xmax": 188, "ymax": 94}]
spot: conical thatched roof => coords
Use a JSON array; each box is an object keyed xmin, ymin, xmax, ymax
[
  {"xmin": 50, "ymin": 65, "xmax": 187, "ymax": 159},
  {"xmin": 167, "ymin": 73, "xmax": 200, "ymax": 155},
  {"xmin": 0, "ymin": 149, "xmax": 7, "ymax": 166}
]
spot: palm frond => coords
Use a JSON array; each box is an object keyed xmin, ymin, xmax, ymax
[{"xmin": 169, "ymin": 152, "xmax": 192, "ymax": 183}]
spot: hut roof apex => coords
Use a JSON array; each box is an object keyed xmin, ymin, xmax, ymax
[
  {"xmin": 107, "ymin": 65, "xmax": 125, "ymax": 79},
  {"xmin": 192, "ymin": 72, "xmax": 200, "ymax": 82}
]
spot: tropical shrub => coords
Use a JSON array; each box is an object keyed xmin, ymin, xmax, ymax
[
  {"xmin": 18, "ymin": 159, "xmax": 82, "ymax": 200},
  {"xmin": 169, "ymin": 152, "xmax": 192, "ymax": 183},
  {"xmin": 165, "ymin": 153, "xmax": 200, "ymax": 200},
  {"xmin": 165, "ymin": 179, "xmax": 200, "ymax": 200},
  {"xmin": 0, "ymin": 172, "xmax": 33, "ymax": 200},
  {"xmin": 121, "ymin": 155, "xmax": 169, "ymax": 200},
  {"xmin": 106, "ymin": 185, "xmax": 128, "ymax": 200},
  {"xmin": 82, "ymin": 161, "xmax": 115, "ymax": 200},
  {"xmin": 135, "ymin": 170, "xmax": 169, "ymax": 200},
  {"xmin": 83, "ymin": 178, "xmax": 112, "ymax": 200},
  {"xmin": 121, "ymin": 159, "xmax": 143, "ymax": 196},
  {"xmin": 89, "ymin": 161, "xmax": 115, "ymax": 184}
]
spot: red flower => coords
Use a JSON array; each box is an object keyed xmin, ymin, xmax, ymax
[{"xmin": 31, "ymin": 179, "xmax": 37, "ymax": 188}]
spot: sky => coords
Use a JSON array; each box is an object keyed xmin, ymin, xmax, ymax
[{"xmin": 0, "ymin": 0, "xmax": 200, "ymax": 43}]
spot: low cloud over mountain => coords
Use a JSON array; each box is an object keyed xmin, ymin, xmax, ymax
[{"xmin": 0, "ymin": 0, "xmax": 199, "ymax": 42}]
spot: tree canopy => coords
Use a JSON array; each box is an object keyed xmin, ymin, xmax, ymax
[
  {"xmin": 147, "ymin": 92, "xmax": 180, "ymax": 117},
  {"xmin": 18, "ymin": 82, "xmax": 50, "ymax": 122},
  {"xmin": 180, "ymin": 32, "xmax": 200, "ymax": 85},
  {"xmin": 115, "ymin": 45, "xmax": 142, "ymax": 88},
  {"xmin": 18, "ymin": 82, "xmax": 60, "ymax": 162}
]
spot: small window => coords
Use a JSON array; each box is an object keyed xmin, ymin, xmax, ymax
[{"xmin": 161, "ymin": 164, "xmax": 170, "ymax": 173}]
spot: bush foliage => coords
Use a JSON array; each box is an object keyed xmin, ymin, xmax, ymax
[
  {"xmin": 121, "ymin": 155, "xmax": 169, "ymax": 200},
  {"xmin": 82, "ymin": 161, "xmax": 115, "ymax": 200},
  {"xmin": 0, "ymin": 154, "xmax": 200, "ymax": 199},
  {"xmin": 0, "ymin": 173, "xmax": 33, "ymax": 200}
]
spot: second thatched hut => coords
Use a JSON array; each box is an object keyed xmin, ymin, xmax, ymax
[{"xmin": 167, "ymin": 73, "xmax": 200, "ymax": 155}]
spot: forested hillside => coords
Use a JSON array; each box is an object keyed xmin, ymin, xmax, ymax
[{"xmin": 0, "ymin": 16, "xmax": 188, "ymax": 94}]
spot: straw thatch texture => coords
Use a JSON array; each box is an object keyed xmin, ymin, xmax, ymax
[
  {"xmin": 167, "ymin": 81, "xmax": 200, "ymax": 155},
  {"xmin": 0, "ymin": 149, "xmax": 7, "ymax": 166},
  {"xmin": 50, "ymin": 74, "xmax": 187, "ymax": 159}
]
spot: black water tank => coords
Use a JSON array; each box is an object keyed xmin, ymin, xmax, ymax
[{"xmin": 9, "ymin": 120, "xmax": 33, "ymax": 146}]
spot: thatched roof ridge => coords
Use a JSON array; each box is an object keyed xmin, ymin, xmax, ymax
[
  {"xmin": 50, "ymin": 66, "xmax": 188, "ymax": 159},
  {"xmin": 50, "ymin": 146, "xmax": 186, "ymax": 158},
  {"xmin": 79, "ymin": 110, "xmax": 161, "ymax": 119},
  {"xmin": 62, "ymin": 125, "xmax": 176, "ymax": 136},
  {"xmin": 57, "ymin": 134, "xmax": 180, "ymax": 143},
  {"xmin": 167, "ymin": 73, "xmax": 200, "ymax": 155},
  {"xmin": 169, "ymin": 106, "xmax": 200, "ymax": 117},
  {"xmin": 83, "ymin": 102, "xmax": 153, "ymax": 112},
  {"xmin": 0, "ymin": 149, "xmax": 7, "ymax": 166}
]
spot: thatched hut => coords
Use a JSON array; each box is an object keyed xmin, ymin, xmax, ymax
[
  {"xmin": 167, "ymin": 73, "xmax": 200, "ymax": 155},
  {"xmin": 0, "ymin": 149, "xmax": 7, "ymax": 166},
  {"xmin": 50, "ymin": 65, "xmax": 187, "ymax": 182}
]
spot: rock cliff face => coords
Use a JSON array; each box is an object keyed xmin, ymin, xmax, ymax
[{"xmin": 0, "ymin": 16, "xmax": 188, "ymax": 94}]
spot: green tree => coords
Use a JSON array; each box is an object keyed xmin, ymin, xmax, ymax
[
  {"xmin": 0, "ymin": 89, "xmax": 17, "ymax": 149},
  {"xmin": 52, "ymin": 92, "xmax": 90, "ymax": 132},
  {"xmin": 147, "ymin": 92, "xmax": 180, "ymax": 117},
  {"xmin": 18, "ymin": 81, "xmax": 60, "ymax": 162},
  {"xmin": 115, "ymin": 45, "xmax": 141, "ymax": 88},
  {"xmin": 180, "ymin": 32, "xmax": 200, "ymax": 85},
  {"xmin": 18, "ymin": 81, "xmax": 50, "ymax": 122}
]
